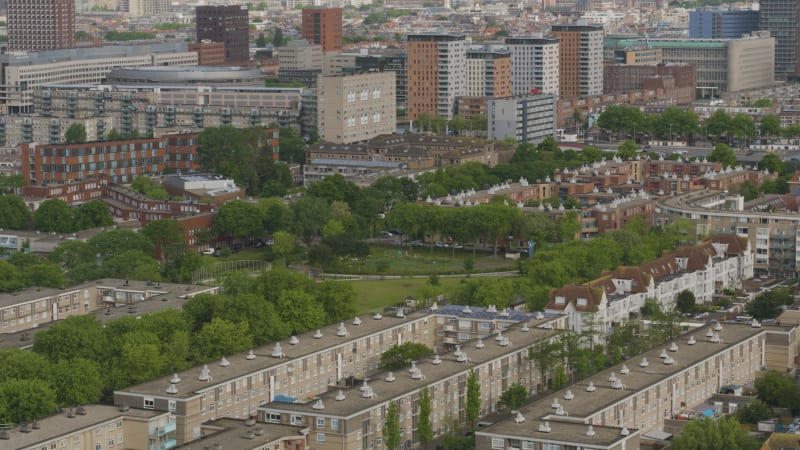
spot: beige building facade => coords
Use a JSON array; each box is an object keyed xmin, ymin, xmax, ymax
[{"xmin": 317, "ymin": 72, "xmax": 397, "ymax": 144}]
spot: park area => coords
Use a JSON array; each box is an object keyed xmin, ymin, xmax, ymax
[{"xmin": 348, "ymin": 276, "xmax": 477, "ymax": 313}]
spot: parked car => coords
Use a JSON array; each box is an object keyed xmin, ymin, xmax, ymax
[
  {"xmin": 434, "ymin": 242, "xmax": 450, "ymax": 248},
  {"xmin": 213, "ymin": 248, "xmax": 223, "ymax": 257},
  {"xmin": 452, "ymin": 243, "xmax": 464, "ymax": 249},
  {"xmin": 379, "ymin": 231, "xmax": 393, "ymax": 238},
  {"xmin": 254, "ymin": 239, "xmax": 266, "ymax": 248},
  {"xmin": 201, "ymin": 248, "xmax": 215, "ymax": 255},
  {"xmin": 411, "ymin": 240, "xmax": 424, "ymax": 247},
  {"xmin": 388, "ymin": 228, "xmax": 402, "ymax": 235}
]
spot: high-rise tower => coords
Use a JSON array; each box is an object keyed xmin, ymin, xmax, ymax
[{"xmin": 8, "ymin": 0, "xmax": 75, "ymax": 51}]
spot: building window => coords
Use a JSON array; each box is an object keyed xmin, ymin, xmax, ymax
[
  {"xmin": 168, "ymin": 400, "xmax": 176, "ymax": 412},
  {"xmin": 577, "ymin": 298, "xmax": 587, "ymax": 307},
  {"xmin": 491, "ymin": 438, "xmax": 504, "ymax": 449},
  {"xmin": 317, "ymin": 433, "xmax": 326, "ymax": 442},
  {"xmin": 291, "ymin": 415, "xmax": 302, "ymax": 426},
  {"xmin": 331, "ymin": 419, "xmax": 339, "ymax": 430},
  {"xmin": 317, "ymin": 418, "xmax": 325, "ymax": 428},
  {"xmin": 143, "ymin": 398, "xmax": 154, "ymax": 409},
  {"xmin": 266, "ymin": 413, "xmax": 280, "ymax": 423},
  {"xmin": 543, "ymin": 444, "xmax": 561, "ymax": 450}
]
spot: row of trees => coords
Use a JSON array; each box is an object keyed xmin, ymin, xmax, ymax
[
  {"xmin": 0, "ymin": 197, "xmax": 113, "ymax": 233},
  {"xmin": 0, "ymin": 268, "xmax": 358, "ymax": 423}
]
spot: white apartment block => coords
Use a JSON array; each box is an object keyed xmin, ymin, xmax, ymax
[
  {"xmin": 488, "ymin": 94, "xmax": 557, "ymax": 144},
  {"xmin": 547, "ymin": 235, "xmax": 754, "ymax": 340},
  {"xmin": 0, "ymin": 43, "xmax": 198, "ymax": 114},
  {"xmin": 128, "ymin": 0, "xmax": 169, "ymax": 16},
  {"xmin": 504, "ymin": 35, "xmax": 560, "ymax": 97},
  {"xmin": 317, "ymin": 71, "xmax": 397, "ymax": 144}
]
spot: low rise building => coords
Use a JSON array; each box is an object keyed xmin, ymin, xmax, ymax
[
  {"xmin": 0, "ymin": 116, "xmax": 114, "ymax": 147},
  {"xmin": 604, "ymin": 64, "xmax": 696, "ymax": 105}
]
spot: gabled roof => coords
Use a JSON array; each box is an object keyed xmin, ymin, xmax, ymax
[
  {"xmin": 547, "ymin": 285, "xmax": 605, "ymax": 312},
  {"xmin": 638, "ymin": 255, "xmax": 682, "ymax": 282},
  {"xmin": 710, "ymin": 234, "xmax": 750, "ymax": 256},
  {"xmin": 673, "ymin": 240, "xmax": 716, "ymax": 271}
]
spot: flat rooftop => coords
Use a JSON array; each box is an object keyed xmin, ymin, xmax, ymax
[
  {"xmin": 177, "ymin": 419, "xmax": 305, "ymax": 448},
  {"xmin": 479, "ymin": 418, "xmax": 637, "ymax": 448},
  {"xmin": 479, "ymin": 322, "xmax": 767, "ymax": 441},
  {"xmin": 263, "ymin": 322, "xmax": 559, "ymax": 418},
  {"xmin": 119, "ymin": 306, "xmax": 557, "ymax": 400},
  {"xmin": 3, "ymin": 404, "xmax": 164, "ymax": 448}
]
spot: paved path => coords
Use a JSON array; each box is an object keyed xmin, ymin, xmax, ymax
[{"xmin": 318, "ymin": 271, "xmax": 521, "ymax": 281}]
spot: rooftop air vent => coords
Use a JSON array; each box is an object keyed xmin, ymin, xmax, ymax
[
  {"xmin": 373, "ymin": 313, "xmax": 383, "ymax": 320},
  {"xmin": 430, "ymin": 302, "xmax": 439, "ymax": 311},
  {"xmin": 246, "ymin": 350, "xmax": 256, "ymax": 360},
  {"xmin": 337, "ymin": 322, "xmax": 348, "ymax": 337},
  {"xmin": 586, "ymin": 425, "xmax": 596, "ymax": 437},
  {"xmin": 687, "ymin": 336, "xmax": 696, "ymax": 345},
  {"xmin": 538, "ymin": 421, "xmax": 551, "ymax": 433},
  {"xmin": 586, "ymin": 381, "xmax": 596, "ymax": 392},
  {"xmin": 432, "ymin": 352, "xmax": 442, "ymax": 365},
  {"xmin": 620, "ymin": 364, "xmax": 630, "ymax": 375},
  {"xmin": 669, "ymin": 342, "xmax": 678, "ymax": 352},
  {"xmin": 521, "ymin": 322, "xmax": 530, "ymax": 332},
  {"xmin": 272, "ymin": 343, "xmax": 285, "ymax": 358},
  {"xmin": 335, "ymin": 390, "xmax": 346, "ymax": 401},
  {"xmin": 314, "ymin": 329, "xmax": 323, "ymax": 339},
  {"xmin": 289, "ymin": 335, "xmax": 300, "ymax": 345},
  {"xmin": 170, "ymin": 373, "xmax": 182, "ymax": 384},
  {"xmin": 514, "ymin": 412, "xmax": 525, "ymax": 423},
  {"xmin": 475, "ymin": 338, "xmax": 484, "ymax": 349},
  {"xmin": 312, "ymin": 399, "xmax": 324, "ymax": 410},
  {"xmin": 219, "ymin": 356, "xmax": 230, "ymax": 367},
  {"xmin": 640, "ymin": 357, "xmax": 649, "ymax": 368},
  {"xmin": 564, "ymin": 390, "xmax": 574, "ymax": 401},
  {"xmin": 353, "ymin": 317, "xmax": 362, "ymax": 326},
  {"xmin": 463, "ymin": 305, "xmax": 472, "ymax": 314},
  {"xmin": 386, "ymin": 372, "xmax": 396, "ymax": 382},
  {"xmin": 166, "ymin": 383, "xmax": 178, "ymax": 394},
  {"xmin": 198, "ymin": 365, "xmax": 211, "ymax": 382}
]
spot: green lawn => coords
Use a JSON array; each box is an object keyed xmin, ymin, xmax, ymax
[
  {"xmin": 331, "ymin": 246, "xmax": 518, "ymax": 276},
  {"xmin": 348, "ymin": 277, "xmax": 467, "ymax": 313}
]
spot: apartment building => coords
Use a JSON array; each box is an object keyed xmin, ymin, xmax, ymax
[
  {"xmin": 21, "ymin": 133, "xmax": 200, "ymax": 186},
  {"xmin": 477, "ymin": 321, "xmax": 775, "ymax": 449},
  {"xmin": 504, "ymin": 35, "xmax": 560, "ymax": 97},
  {"xmin": 354, "ymin": 50, "xmax": 407, "ymax": 108},
  {"xmin": 317, "ymin": 71, "xmax": 397, "ymax": 144},
  {"xmin": 551, "ymin": 24, "xmax": 604, "ymax": 98},
  {"xmin": 195, "ymin": 5, "xmax": 250, "ymax": 65},
  {"xmin": 465, "ymin": 45, "xmax": 512, "ymax": 98},
  {"xmin": 34, "ymin": 85, "xmax": 302, "ymax": 134},
  {"xmin": 0, "ymin": 279, "xmax": 219, "ymax": 335},
  {"xmin": 278, "ymin": 40, "xmax": 323, "ymax": 84},
  {"xmin": 548, "ymin": 236, "xmax": 753, "ymax": 341},
  {"xmin": 0, "ymin": 43, "xmax": 198, "ymax": 114},
  {"xmin": 8, "ymin": 0, "xmax": 74, "ymax": 52},
  {"xmin": 488, "ymin": 94, "xmax": 557, "ymax": 144},
  {"xmin": 1, "ymin": 404, "xmax": 176, "ymax": 450},
  {"xmin": 129, "ymin": 0, "xmax": 169, "ymax": 17},
  {"xmin": 0, "ymin": 116, "xmax": 114, "ymax": 147},
  {"xmin": 406, "ymin": 32, "xmax": 467, "ymax": 120},
  {"xmin": 303, "ymin": 134, "xmax": 514, "ymax": 185},
  {"xmin": 259, "ymin": 318, "xmax": 560, "ymax": 450},
  {"xmin": 611, "ymin": 47, "xmax": 663, "ymax": 65},
  {"xmin": 301, "ymin": 7, "xmax": 343, "ymax": 53},
  {"xmin": 657, "ymin": 189, "xmax": 800, "ymax": 277}
]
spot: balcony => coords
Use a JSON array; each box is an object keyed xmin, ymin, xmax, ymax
[
  {"xmin": 151, "ymin": 422, "xmax": 176, "ymax": 437},
  {"xmin": 150, "ymin": 439, "xmax": 177, "ymax": 450}
]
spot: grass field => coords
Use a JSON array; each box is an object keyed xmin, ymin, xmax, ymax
[
  {"xmin": 348, "ymin": 277, "xmax": 469, "ymax": 313},
  {"xmin": 331, "ymin": 245, "xmax": 518, "ymax": 276}
]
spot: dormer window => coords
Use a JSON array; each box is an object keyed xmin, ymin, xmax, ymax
[
  {"xmin": 555, "ymin": 296, "xmax": 566, "ymax": 305},
  {"xmin": 577, "ymin": 298, "xmax": 588, "ymax": 307}
]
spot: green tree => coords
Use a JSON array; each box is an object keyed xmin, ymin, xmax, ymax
[
  {"xmin": 498, "ymin": 383, "xmax": 528, "ymax": 410},
  {"xmin": 379, "ymin": 343, "xmax": 433, "ymax": 371},
  {"xmin": 0, "ymin": 260, "xmax": 24, "ymax": 292},
  {"xmin": 50, "ymin": 358, "xmax": 103, "ymax": 406},
  {"xmin": 272, "ymin": 230, "xmax": 294, "ymax": 266},
  {"xmin": 705, "ymin": 109, "xmax": 732, "ymax": 140},
  {"xmin": 276, "ymin": 289, "xmax": 327, "ymax": 333},
  {"xmin": 746, "ymin": 287, "xmax": 793, "ymax": 320},
  {"xmin": 32, "ymin": 315, "xmax": 105, "ymax": 361},
  {"xmin": 759, "ymin": 115, "xmax": 781, "ymax": 142},
  {"xmin": 758, "ymin": 153, "xmax": 784, "ymax": 174},
  {"xmin": 383, "ymin": 400, "xmax": 401, "ymax": 450},
  {"xmin": 64, "ymin": 123, "xmax": 87, "ymax": 143},
  {"xmin": 465, "ymin": 368, "xmax": 481, "ymax": 431},
  {"xmin": 258, "ymin": 197, "xmax": 291, "ymax": 234},
  {"xmin": 0, "ymin": 379, "xmax": 57, "ymax": 423},
  {"xmin": 315, "ymin": 281, "xmax": 357, "ymax": 322},
  {"xmin": 676, "ymin": 290, "xmax": 696, "ymax": 314},
  {"xmin": 256, "ymin": 32, "xmax": 267, "ymax": 47},
  {"xmin": 141, "ymin": 218, "xmax": 186, "ymax": 263},
  {"xmin": 754, "ymin": 98, "xmax": 772, "ymax": 107},
  {"xmin": 194, "ymin": 318, "xmax": 253, "ymax": 361},
  {"xmin": 755, "ymin": 371, "xmax": 800, "ymax": 412},
  {"xmin": 735, "ymin": 399, "xmax": 774, "ymax": 424},
  {"xmin": 709, "ymin": 143, "xmax": 736, "ymax": 167},
  {"xmin": 418, "ymin": 386, "xmax": 433, "ymax": 449},
  {"xmin": 89, "ymin": 229, "xmax": 154, "ymax": 260},
  {"xmin": 33, "ymin": 198, "xmax": 73, "ymax": 233},
  {"xmin": 0, "ymin": 349, "xmax": 50, "ymax": 382},
  {"xmin": 291, "ymin": 196, "xmax": 330, "ymax": 245},
  {"xmin": 213, "ymin": 200, "xmax": 264, "ymax": 240},
  {"xmin": 272, "ymin": 27, "xmax": 284, "ymax": 47},
  {"xmin": 278, "ymin": 126, "xmax": 307, "ymax": 164},
  {"xmin": 71, "ymin": 200, "xmax": 113, "ymax": 230},
  {"xmin": 671, "ymin": 417, "xmax": 758, "ymax": 450},
  {"xmin": 0, "ymin": 195, "xmax": 31, "ymax": 229},
  {"xmin": 528, "ymin": 339, "xmax": 562, "ymax": 391},
  {"xmin": 616, "ymin": 140, "xmax": 639, "ymax": 159}
]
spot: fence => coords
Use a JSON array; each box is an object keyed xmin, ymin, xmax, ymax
[{"xmin": 192, "ymin": 260, "xmax": 272, "ymax": 284}]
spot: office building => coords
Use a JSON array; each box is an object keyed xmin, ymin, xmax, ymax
[
  {"xmin": 189, "ymin": 41, "xmax": 226, "ymax": 66},
  {"xmin": 21, "ymin": 133, "xmax": 200, "ymax": 185},
  {"xmin": 0, "ymin": 43, "xmax": 198, "ymax": 114},
  {"xmin": 603, "ymin": 64, "xmax": 696, "ymax": 104},
  {"xmin": 465, "ymin": 45, "xmax": 512, "ymax": 98},
  {"xmin": 317, "ymin": 71, "xmax": 396, "ymax": 144},
  {"xmin": 8, "ymin": 0, "xmax": 74, "ymax": 51},
  {"xmin": 551, "ymin": 24, "xmax": 604, "ymax": 98},
  {"xmin": 354, "ymin": 49, "xmax": 407, "ymax": 108},
  {"xmin": 689, "ymin": 8, "xmax": 759, "ymax": 39},
  {"xmin": 612, "ymin": 47, "xmax": 662, "ymax": 65},
  {"xmin": 106, "ymin": 66, "xmax": 263, "ymax": 86},
  {"xmin": 301, "ymin": 7, "xmax": 343, "ymax": 53},
  {"xmin": 278, "ymin": 40, "xmax": 323, "ymax": 84},
  {"xmin": 759, "ymin": 0, "xmax": 800, "ymax": 78},
  {"xmin": 195, "ymin": 5, "xmax": 250, "ymax": 65},
  {"xmin": 406, "ymin": 32, "xmax": 467, "ymax": 120},
  {"xmin": 606, "ymin": 32, "xmax": 775, "ymax": 95},
  {"xmin": 128, "ymin": 0, "xmax": 168, "ymax": 17},
  {"xmin": 504, "ymin": 35, "xmax": 560, "ymax": 96},
  {"xmin": 488, "ymin": 94, "xmax": 557, "ymax": 144}
]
